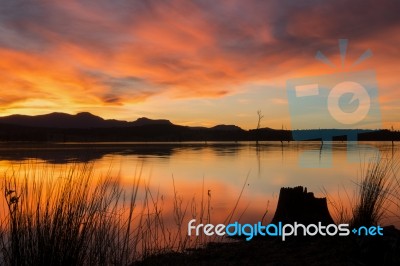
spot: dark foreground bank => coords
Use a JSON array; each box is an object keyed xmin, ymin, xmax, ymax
[{"xmin": 138, "ymin": 226, "xmax": 400, "ymax": 266}]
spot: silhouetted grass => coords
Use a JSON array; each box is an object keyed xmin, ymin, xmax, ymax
[
  {"xmin": 0, "ymin": 163, "xmax": 170, "ymax": 265},
  {"xmin": 0, "ymin": 162, "xmax": 248, "ymax": 265},
  {"xmin": 324, "ymin": 151, "xmax": 400, "ymax": 227},
  {"xmin": 351, "ymin": 154, "xmax": 399, "ymax": 227},
  {"xmin": 0, "ymin": 163, "xmax": 139, "ymax": 265},
  {"xmin": 323, "ymin": 185, "xmax": 353, "ymax": 225}
]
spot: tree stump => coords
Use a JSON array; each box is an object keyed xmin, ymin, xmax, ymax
[{"xmin": 271, "ymin": 186, "xmax": 334, "ymax": 225}]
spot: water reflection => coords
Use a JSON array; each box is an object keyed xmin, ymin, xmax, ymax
[{"xmin": 0, "ymin": 141, "xmax": 398, "ymax": 228}]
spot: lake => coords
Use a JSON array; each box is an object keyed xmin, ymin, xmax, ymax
[{"xmin": 0, "ymin": 141, "xmax": 399, "ymax": 233}]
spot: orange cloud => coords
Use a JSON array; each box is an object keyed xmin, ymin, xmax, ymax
[{"xmin": 0, "ymin": 0, "xmax": 399, "ymax": 127}]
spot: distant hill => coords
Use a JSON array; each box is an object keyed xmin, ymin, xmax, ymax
[
  {"xmin": 210, "ymin": 125, "xmax": 243, "ymax": 131},
  {"xmin": 132, "ymin": 117, "xmax": 172, "ymax": 127},
  {"xmin": 0, "ymin": 112, "xmax": 172, "ymax": 129}
]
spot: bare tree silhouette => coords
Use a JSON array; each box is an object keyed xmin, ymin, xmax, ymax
[
  {"xmin": 256, "ymin": 110, "xmax": 264, "ymax": 146},
  {"xmin": 256, "ymin": 110, "xmax": 264, "ymax": 130}
]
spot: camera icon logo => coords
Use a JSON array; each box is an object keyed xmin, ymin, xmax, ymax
[
  {"xmin": 328, "ymin": 81, "xmax": 370, "ymax": 125},
  {"xmin": 286, "ymin": 40, "xmax": 381, "ymax": 168}
]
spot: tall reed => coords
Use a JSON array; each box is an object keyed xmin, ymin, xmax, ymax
[
  {"xmin": 351, "ymin": 153, "xmax": 399, "ymax": 227},
  {"xmin": 0, "ymin": 162, "xmax": 247, "ymax": 265},
  {"xmin": 323, "ymin": 151, "xmax": 399, "ymax": 227},
  {"xmin": 0, "ymin": 163, "xmax": 139, "ymax": 265}
]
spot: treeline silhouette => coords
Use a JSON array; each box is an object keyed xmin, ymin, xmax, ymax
[
  {"xmin": 0, "ymin": 123, "xmax": 291, "ymax": 142},
  {"xmin": 1, "ymin": 123, "xmax": 399, "ymax": 142}
]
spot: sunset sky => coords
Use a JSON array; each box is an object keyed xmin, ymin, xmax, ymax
[{"xmin": 0, "ymin": 0, "xmax": 399, "ymax": 129}]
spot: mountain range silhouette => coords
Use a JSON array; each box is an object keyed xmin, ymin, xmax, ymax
[
  {"xmin": 0, "ymin": 112, "xmax": 397, "ymax": 142},
  {"xmin": 0, "ymin": 112, "xmax": 173, "ymax": 129}
]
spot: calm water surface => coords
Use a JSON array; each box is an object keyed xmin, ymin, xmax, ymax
[{"xmin": 0, "ymin": 141, "xmax": 398, "ymax": 228}]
